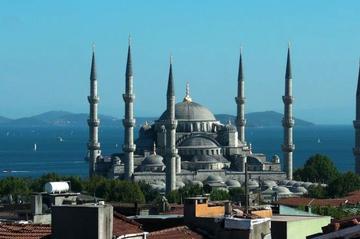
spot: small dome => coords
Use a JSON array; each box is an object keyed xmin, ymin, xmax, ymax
[
  {"xmin": 286, "ymin": 181, "xmax": 297, "ymax": 187},
  {"xmin": 273, "ymin": 186, "xmax": 291, "ymax": 194},
  {"xmin": 205, "ymin": 175, "xmax": 223, "ymax": 183},
  {"xmin": 181, "ymin": 136, "xmax": 218, "ymax": 147},
  {"xmin": 292, "ymin": 186, "xmax": 308, "ymax": 194},
  {"xmin": 302, "ymin": 182, "xmax": 313, "ymax": 188},
  {"xmin": 279, "ymin": 180, "xmax": 290, "ymax": 186},
  {"xmin": 272, "ymin": 155, "xmax": 280, "ymax": 163},
  {"xmin": 263, "ymin": 180, "xmax": 277, "ymax": 188},
  {"xmin": 225, "ymin": 179, "xmax": 241, "ymax": 188},
  {"xmin": 293, "ymin": 182, "xmax": 303, "ymax": 187},
  {"xmin": 176, "ymin": 181, "xmax": 185, "ymax": 188},
  {"xmin": 141, "ymin": 154, "xmax": 164, "ymax": 166},
  {"xmin": 190, "ymin": 181, "xmax": 203, "ymax": 187},
  {"xmin": 247, "ymin": 179, "xmax": 259, "ymax": 189}
]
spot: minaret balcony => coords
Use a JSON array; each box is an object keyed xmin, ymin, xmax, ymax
[
  {"xmin": 87, "ymin": 119, "xmax": 100, "ymax": 127},
  {"xmin": 236, "ymin": 118, "xmax": 246, "ymax": 126},
  {"xmin": 353, "ymin": 120, "xmax": 360, "ymax": 128},
  {"xmin": 123, "ymin": 144, "xmax": 136, "ymax": 153},
  {"xmin": 282, "ymin": 118, "xmax": 295, "ymax": 127},
  {"xmin": 88, "ymin": 142, "xmax": 100, "ymax": 150},
  {"xmin": 87, "ymin": 96, "xmax": 100, "ymax": 104},
  {"xmin": 123, "ymin": 119, "xmax": 136, "ymax": 127},
  {"xmin": 165, "ymin": 120, "xmax": 178, "ymax": 129},
  {"xmin": 235, "ymin": 97, "xmax": 246, "ymax": 104},
  {"xmin": 282, "ymin": 95, "xmax": 294, "ymax": 104},
  {"xmin": 282, "ymin": 144, "xmax": 295, "ymax": 152},
  {"xmin": 122, "ymin": 94, "xmax": 135, "ymax": 102}
]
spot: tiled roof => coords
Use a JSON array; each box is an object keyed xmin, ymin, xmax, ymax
[
  {"xmin": 148, "ymin": 226, "xmax": 205, "ymax": 239},
  {"xmin": 321, "ymin": 217, "xmax": 360, "ymax": 234},
  {"xmin": 0, "ymin": 223, "xmax": 51, "ymax": 239},
  {"xmin": 113, "ymin": 212, "xmax": 144, "ymax": 236}
]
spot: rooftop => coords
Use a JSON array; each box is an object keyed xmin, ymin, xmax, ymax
[
  {"xmin": 148, "ymin": 226, "xmax": 205, "ymax": 239},
  {"xmin": 0, "ymin": 223, "xmax": 51, "ymax": 239}
]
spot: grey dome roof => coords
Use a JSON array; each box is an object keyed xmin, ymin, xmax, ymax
[
  {"xmin": 302, "ymin": 182, "xmax": 313, "ymax": 188},
  {"xmin": 263, "ymin": 180, "xmax": 277, "ymax": 188},
  {"xmin": 190, "ymin": 181, "xmax": 203, "ymax": 187},
  {"xmin": 292, "ymin": 186, "xmax": 308, "ymax": 194},
  {"xmin": 159, "ymin": 101, "xmax": 216, "ymax": 121},
  {"xmin": 205, "ymin": 175, "xmax": 223, "ymax": 183},
  {"xmin": 274, "ymin": 186, "xmax": 291, "ymax": 194},
  {"xmin": 181, "ymin": 136, "xmax": 218, "ymax": 147},
  {"xmin": 141, "ymin": 154, "xmax": 164, "ymax": 166},
  {"xmin": 225, "ymin": 179, "xmax": 241, "ymax": 187}
]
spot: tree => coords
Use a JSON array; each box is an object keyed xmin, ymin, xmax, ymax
[
  {"xmin": 295, "ymin": 154, "xmax": 339, "ymax": 184},
  {"xmin": 307, "ymin": 184, "xmax": 327, "ymax": 198},
  {"xmin": 327, "ymin": 172, "xmax": 360, "ymax": 198},
  {"xmin": 210, "ymin": 189, "xmax": 230, "ymax": 201},
  {"xmin": 0, "ymin": 177, "xmax": 31, "ymax": 199},
  {"xmin": 138, "ymin": 181, "xmax": 160, "ymax": 203},
  {"xmin": 229, "ymin": 187, "xmax": 245, "ymax": 202}
]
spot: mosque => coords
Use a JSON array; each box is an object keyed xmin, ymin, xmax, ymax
[{"xmin": 86, "ymin": 41, "xmax": 296, "ymax": 193}]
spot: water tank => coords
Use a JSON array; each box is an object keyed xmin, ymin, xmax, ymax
[{"xmin": 44, "ymin": 181, "xmax": 70, "ymax": 194}]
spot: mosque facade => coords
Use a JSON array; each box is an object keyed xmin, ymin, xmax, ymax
[{"xmin": 87, "ymin": 42, "xmax": 296, "ymax": 193}]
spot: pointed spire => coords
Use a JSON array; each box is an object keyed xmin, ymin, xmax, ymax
[
  {"xmin": 167, "ymin": 55, "xmax": 174, "ymax": 97},
  {"xmin": 90, "ymin": 44, "xmax": 96, "ymax": 81},
  {"xmin": 285, "ymin": 43, "xmax": 292, "ymax": 79},
  {"xmin": 238, "ymin": 46, "xmax": 244, "ymax": 81},
  {"xmin": 126, "ymin": 35, "xmax": 133, "ymax": 77},
  {"xmin": 357, "ymin": 60, "xmax": 360, "ymax": 96}
]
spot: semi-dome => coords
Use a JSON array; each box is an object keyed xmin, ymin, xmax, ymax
[
  {"xmin": 180, "ymin": 136, "xmax": 218, "ymax": 147},
  {"xmin": 159, "ymin": 101, "xmax": 216, "ymax": 122},
  {"xmin": 141, "ymin": 154, "xmax": 164, "ymax": 166},
  {"xmin": 263, "ymin": 180, "xmax": 277, "ymax": 188}
]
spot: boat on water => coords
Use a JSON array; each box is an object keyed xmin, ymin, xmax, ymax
[
  {"xmin": 57, "ymin": 136, "xmax": 64, "ymax": 142},
  {"xmin": 317, "ymin": 138, "xmax": 321, "ymax": 144},
  {"xmin": 33, "ymin": 143, "xmax": 37, "ymax": 152}
]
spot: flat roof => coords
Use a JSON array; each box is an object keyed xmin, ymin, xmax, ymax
[{"xmin": 271, "ymin": 215, "xmax": 330, "ymax": 222}]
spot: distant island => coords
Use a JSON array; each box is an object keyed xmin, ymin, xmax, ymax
[{"xmin": 0, "ymin": 110, "xmax": 314, "ymax": 128}]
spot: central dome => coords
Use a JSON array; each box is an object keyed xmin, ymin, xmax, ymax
[{"xmin": 159, "ymin": 101, "xmax": 216, "ymax": 121}]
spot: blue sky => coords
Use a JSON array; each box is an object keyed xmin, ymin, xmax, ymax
[{"xmin": 0, "ymin": 0, "xmax": 359, "ymax": 124}]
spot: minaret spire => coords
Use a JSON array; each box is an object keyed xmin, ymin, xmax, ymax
[
  {"xmin": 87, "ymin": 45, "xmax": 101, "ymax": 177},
  {"xmin": 282, "ymin": 44, "xmax": 295, "ymax": 180},
  {"xmin": 353, "ymin": 62, "xmax": 360, "ymax": 174},
  {"xmin": 165, "ymin": 56, "xmax": 177, "ymax": 193},
  {"xmin": 235, "ymin": 47, "xmax": 246, "ymax": 144},
  {"xmin": 123, "ymin": 39, "xmax": 136, "ymax": 180}
]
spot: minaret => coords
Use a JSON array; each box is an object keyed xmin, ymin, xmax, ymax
[
  {"xmin": 353, "ymin": 62, "xmax": 360, "ymax": 174},
  {"xmin": 282, "ymin": 45, "xmax": 295, "ymax": 180},
  {"xmin": 123, "ymin": 38, "xmax": 136, "ymax": 180},
  {"xmin": 87, "ymin": 45, "xmax": 101, "ymax": 177},
  {"xmin": 165, "ymin": 56, "xmax": 177, "ymax": 193},
  {"xmin": 235, "ymin": 48, "xmax": 246, "ymax": 144}
]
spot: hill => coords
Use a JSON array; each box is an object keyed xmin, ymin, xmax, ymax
[
  {"xmin": 0, "ymin": 110, "xmax": 313, "ymax": 128},
  {"xmin": 215, "ymin": 111, "xmax": 314, "ymax": 127}
]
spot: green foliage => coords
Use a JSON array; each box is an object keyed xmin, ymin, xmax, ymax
[
  {"xmin": 0, "ymin": 177, "xmax": 31, "ymax": 197},
  {"xmin": 229, "ymin": 187, "xmax": 245, "ymax": 202},
  {"xmin": 295, "ymin": 154, "xmax": 339, "ymax": 184},
  {"xmin": 307, "ymin": 184, "xmax": 327, "ymax": 199},
  {"xmin": 311, "ymin": 206, "xmax": 359, "ymax": 219},
  {"xmin": 210, "ymin": 189, "xmax": 230, "ymax": 201},
  {"xmin": 327, "ymin": 172, "xmax": 360, "ymax": 198},
  {"xmin": 138, "ymin": 181, "xmax": 160, "ymax": 203},
  {"xmin": 165, "ymin": 184, "xmax": 204, "ymax": 204}
]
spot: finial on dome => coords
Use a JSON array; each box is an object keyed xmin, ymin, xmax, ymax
[
  {"xmin": 183, "ymin": 82, "xmax": 192, "ymax": 103},
  {"xmin": 153, "ymin": 142, "xmax": 157, "ymax": 155}
]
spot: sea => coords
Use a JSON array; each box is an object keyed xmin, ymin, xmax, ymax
[{"xmin": 0, "ymin": 125, "xmax": 354, "ymax": 179}]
